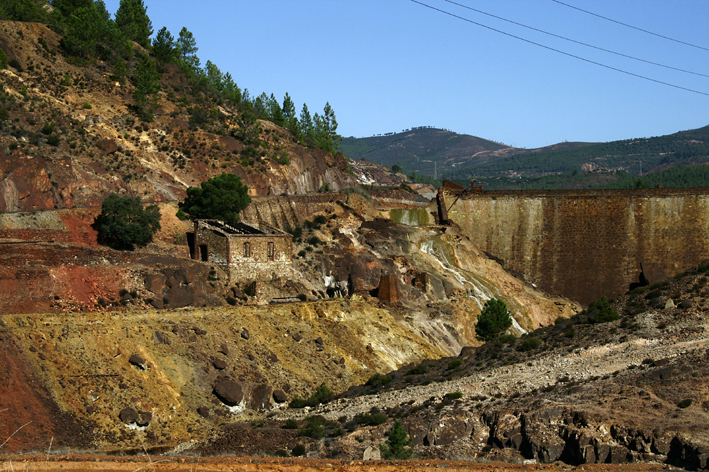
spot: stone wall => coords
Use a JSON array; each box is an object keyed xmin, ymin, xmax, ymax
[{"xmin": 444, "ymin": 188, "xmax": 709, "ymax": 305}]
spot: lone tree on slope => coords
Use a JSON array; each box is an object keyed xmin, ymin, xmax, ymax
[
  {"xmin": 93, "ymin": 193, "xmax": 161, "ymax": 249},
  {"xmin": 475, "ymin": 298, "xmax": 513, "ymax": 342},
  {"xmin": 177, "ymin": 173, "xmax": 251, "ymax": 226}
]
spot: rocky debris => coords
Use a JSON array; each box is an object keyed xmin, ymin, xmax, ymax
[
  {"xmin": 218, "ymin": 343, "xmax": 230, "ymax": 355},
  {"xmin": 213, "ymin": 379, "xmax": 244, "ymax": 406},
  {"xmin": 128, "ymin": 354, "xmax": 147, "ymax": 370},
  {"xmin": 292, "ymin": 333, "xmax": 302, "ymax": 342},
  {"xmin": 197, "ymin": 406, "xmax": 210, "ymax": 419},
  {"xmin": 241, "ymin": 328, "xmax": 250, "ymax": 340},
  {"xmin": 213, "ymin": 359, "xmax": 227, "ymax": 370}
]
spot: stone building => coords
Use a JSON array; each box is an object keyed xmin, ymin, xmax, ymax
[{"xmin": 192, "ymin": 219, "xmax": 293, "ymax": 282}]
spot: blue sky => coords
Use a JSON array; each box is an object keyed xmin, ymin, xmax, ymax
[{"xmin": 104, "ymin": 0, "xmax": 709, "ymax": 149}]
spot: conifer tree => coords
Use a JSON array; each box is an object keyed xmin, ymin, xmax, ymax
[
  {"xmin": 282, "ymin": 93, "xmax": 299, "ymax": 139},
  {"xmin": 132, "ymin": 54, "xmax": 161, "ymax": 121},
  {"xmin": 152, "ymin": 26, "xmax": 177, "ymax": 63},
  {"xmin": 115, "ymin": 0, "xmax": 152, "ymax": 48},
  {"xmin": 299, "ymin": 103, "xmax": 314, "ymax": 146},
  {"xmin": 268, "ymin": 93, "xmax": 285, "ymax": 127},
  {"xmin": 222, "ymin": 73, "xmax": 242, "ymax": 104},
  {"xmin": 177, "ymin": 27, "xmax": 200, "ymax": 72}
]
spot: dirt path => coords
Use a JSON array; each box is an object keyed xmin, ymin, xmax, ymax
[{"xmin": 0, "ymin": 455, "xmax": 670, "ymax": 472}]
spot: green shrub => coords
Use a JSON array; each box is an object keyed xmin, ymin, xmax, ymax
[
  {"xmin": 379, "ymin": 420, "xmax": 414, "ymax": 460},
  {"xmin": 9, "ymin": 59, "xmax": 22, "ymax": 71},
  {"xmin": 517, "ymin": 336, "xmax": 541, "ymax": 352},
  {"xmin": 590, "ymin": 295, "xmax": 620, "ymax": 323},
  {"xmin": 405, "ymin": 363, "xmax": 429, "ymax": 376},
  {"xmin": 445, "ymin": 391, "xmax": 463, "ymax": 400},
  {"xmin": 447, "ymin": 359, "xmax": 462, "ymax": 370},
  {"xmin": 283, "ymin": 418, "xmax": 298, "ymax": 429},
  {"xmin": 476, "ymin": 299, "xmax": 512, "ymax": 341},
  {"xmin": 366, "ymin": 373, "xmax": 392, "ymax": 388},
  {"xmin": 0, "ymin": 48, "xmax": 7, "ymax": 69},
  {"xmin": 298, "ymin": 415, "xmax": 328, "ymax": 439},
  {"xmin": 289, "ymin": 383, "xmax": 332, "ymax": 408},
  {"xmin": 82, "ymin": 102, "xmax": 92, "ymax": 109},
  {"xmin": 46, "ymin": 134, "xmax": 60, "ymax": 146},
  {"xmin": 291, "ymin": 444, "xmax": 306, "ymax": 456}
]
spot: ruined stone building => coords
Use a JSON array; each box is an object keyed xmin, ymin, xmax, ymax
[{"xmin": 192, "ymin": 219, "xmax": 293, "ymax": 282}]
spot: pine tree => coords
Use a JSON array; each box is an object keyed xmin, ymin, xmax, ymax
[
  {"xmin": 379, "ymin": 421, "xmax": 414, "ymax": 460},
  {"xmin": 222, "ymin": 72, "xmax": 242, "ymax": 104},
  {"xmin": 268, "ymin": 93, "xmax": 285, "ymax": 127},
  {"xmin": 282, "ymin": 93, "xmax": 299, "ymax": 139},
  {"xmin": 115, "ymin": 0, "xmax": 152, "ymax": 49},
  {"xmin": 132, "ymin": 54, "xmax": 161, "ymax": 121},
  {"xmin": 177, "ymin": 27, "xmax": 200, "ymax": 72},
  {"xmin": 152, "ymin": 26, "xmax": 177, "ymax": 63},
  {"xmin": 204, "ymin": 60, "xmax": 224, "ymax": 94},
  {"xmin": 299, "ymin": 103, "xmax": 314, "ymax": 146}
]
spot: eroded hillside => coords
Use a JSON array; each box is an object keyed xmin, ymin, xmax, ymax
[{"xmin": 0, "ymin": 20, "xmax": 359, "ymax": 212}]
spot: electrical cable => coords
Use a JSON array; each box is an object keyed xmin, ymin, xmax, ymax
[
  {"xmin": 551, "ymin": 0, "xmax": 709, "ymax": 53},
  {"xmin": 443, "ymin": 0, "xmax": 709, "ymax": 78},
  {"xmin": 410, "ymin": 0, "xmax": 709, "ymax": 97}
]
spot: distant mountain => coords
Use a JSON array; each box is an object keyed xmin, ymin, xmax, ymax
[
  {"xmin": 462, "ymin": 125, "xmax": 709, "ymax": 178},
  {"xmin": 339, "ymin": 127, "xmax": 594, "ymax": 179}
]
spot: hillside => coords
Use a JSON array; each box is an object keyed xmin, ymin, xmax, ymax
[
  {"xmin": 339, "ymin": 127, "xmax": 593, "ymax": 180},
  {"xmin": 339, "ymin": 127, "xmax": 513, "ymax": 178},
  {"xmin": 0, "ymin": 20, "xmax": 360, "ymax": 213},
  {"xmin": 1, "ymin": 7, "xmax": 709, "ymax": 471},
  {"xmin": 456, "ymin": 125, "xmax": 709, "ymax": 190}
]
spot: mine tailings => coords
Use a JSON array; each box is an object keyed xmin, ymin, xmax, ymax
[{"xmin": 442, "ymin": 187, "xmax": 709, "ymax": 305}]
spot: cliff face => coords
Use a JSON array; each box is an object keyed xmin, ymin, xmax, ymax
[
  {"xmin": 445, "ymin": 188, "xmax": 709, "ymax": 305},
  {"xmin": 0, "ymin": 21, "xmax": 357, "ymax": 213}
]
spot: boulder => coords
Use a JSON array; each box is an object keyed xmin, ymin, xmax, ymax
[
  {"xmin": 680, "ymin": 299, "xmax": 694, "ymax": 309},
  {"xmin": 213, "ymin": 359, "xmax": 227, "ymax": 370},
  {"xmin": 424, "ymin": 413, "xmax": 473, "ymax": 446},
  {"xmin": 241, "ymin": 328, "xmax": 250, "ymax": 340},
  {"xmin": 97, "ymin": 139, "xmax": 117, "ymax": 154},
  {"xmin": 249, "ymin": 384, "xmax": 272, "ymax": 410},
  {"xmin": 197, "ymin": 407, "xmax": 210, "ymax": 419},
  {"xmin": 144, "ymin": 274, "xmax": 167, "ymax": 294},
  {"xmin": 213, "ymin": 379, "xmax": 243, "ymax": 406},
  {"xmin": 154, "ymin": 331, "xmax": 168, "ymax": 344},
  {"xmin": 273, "ymin": 390, "xmax": 288, "ymax": 403},
  {"xmin": 363, "ymin": 446, "xmax": 381, "ymax": 460},
  {"xmin": 137, "ymin": 411, "xmax": 152, "ymax": 427},
  {"xmin": 119, "ymin": 407, "xmax": 139, "ymax": 424},
  {"xmin": 129, "ymin": 354, "xmax": 147, "ymax": 369}
]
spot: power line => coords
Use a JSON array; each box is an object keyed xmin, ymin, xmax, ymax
[
  {"xmin": 551, "ymin": 0, "xmax": 709, "ymax": 53},
  {"xmin": 410, "ymin": 0, "xmax": 709, "ymax": 97},
  {"xmin": 443, "ymin": 0, "xmax": 709, "ymax": 78}
]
